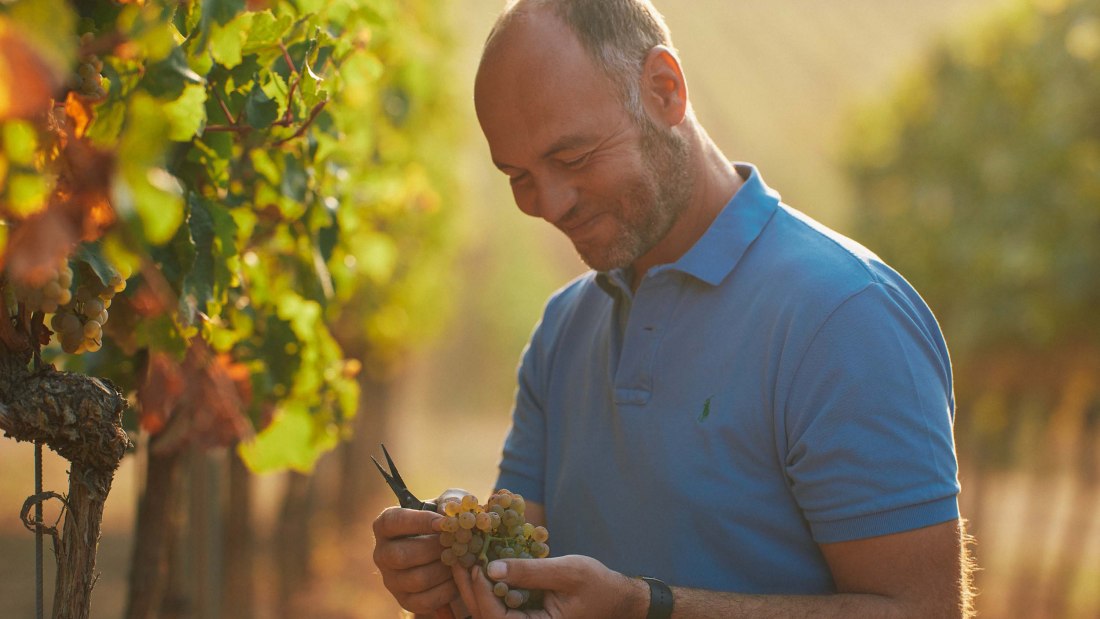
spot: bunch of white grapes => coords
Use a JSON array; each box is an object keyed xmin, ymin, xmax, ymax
[
  {"xmin": 437, "ymin": 490, "xmax": 549, "ymax": 610},
  {"xmin": 9, "ymin": 259, "xmax": 74, "ymax": 314},
  {"xmin": 49, "ymin": 269, "xmax": 127, "ymax": 354}
]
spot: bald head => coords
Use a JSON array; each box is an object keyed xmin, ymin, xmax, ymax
[{"xmin": 481, "ymin": 0, "xmax": 675, "ymax": 120}]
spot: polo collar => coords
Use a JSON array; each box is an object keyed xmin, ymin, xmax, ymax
[{"xmin": 596, "ymin": 163, "xmax": 780, "ymax": 295}]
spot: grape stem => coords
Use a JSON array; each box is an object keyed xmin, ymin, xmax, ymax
[{"xmin": 478, "ymin": 534, "xmax": 501, "ymax": 566}]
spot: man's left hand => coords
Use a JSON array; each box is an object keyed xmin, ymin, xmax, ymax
[{"xmin": 452, "ymin": 555, "xmax": 648, "ymax": 619}]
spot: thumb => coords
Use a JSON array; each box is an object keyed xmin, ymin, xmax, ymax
[{"xmin": 485, "ymin": 556, "xmax": 589, "ymax": 591}]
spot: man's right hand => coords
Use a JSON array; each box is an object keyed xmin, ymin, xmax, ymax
[{"xmin": 372, "ymin": 506, "xmax": 458, "ymax": 614}]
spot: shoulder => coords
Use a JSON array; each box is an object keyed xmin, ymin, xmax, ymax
[{"xmin": 746, "ymin": 205, "xmax": 926, "ymax": 320}]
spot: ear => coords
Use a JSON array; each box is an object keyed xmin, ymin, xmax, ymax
[{"xmin": 640, "ymin": 45, "xmax": 688, "ymax": 127}]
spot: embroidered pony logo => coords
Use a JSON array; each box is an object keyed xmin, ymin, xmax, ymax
[{"xmin": 697, "ymin": 396, "xmax": 714, "ymax": 423}]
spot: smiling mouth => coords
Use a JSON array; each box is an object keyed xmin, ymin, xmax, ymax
[{"xmin": 561, "ymin": 212, "xmax": 604, "ymax": 237}]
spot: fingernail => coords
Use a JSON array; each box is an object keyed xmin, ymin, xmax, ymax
[{"xmin": 487, "ymin": 561, "xmax": 507, "ymax": 579}]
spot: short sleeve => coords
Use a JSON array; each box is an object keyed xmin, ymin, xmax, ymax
[{"xmin": 782, "ymin": 282, "xmax": 960, "ymax": 543}]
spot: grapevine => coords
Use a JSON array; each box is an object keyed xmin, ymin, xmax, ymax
[{"xmin": 437, "ymin": 490, "xmax": 550, "ymax": 610}]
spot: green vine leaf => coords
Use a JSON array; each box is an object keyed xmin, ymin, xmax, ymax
[{"xmin": 163, "ymin": 83, "xmax": 208, "ymax": 141}]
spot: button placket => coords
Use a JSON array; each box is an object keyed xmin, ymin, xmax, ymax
[{"xmin": 613, "ymin": 274, "xmax": 678, "ymax": 406}]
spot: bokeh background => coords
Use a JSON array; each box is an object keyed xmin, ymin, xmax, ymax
[{"xmin": 2, "ymin": 0, "xmax": 1098, "ymax": 617}]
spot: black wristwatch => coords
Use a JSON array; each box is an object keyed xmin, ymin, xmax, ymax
[{"xmin": 640, "ymin": 576, "xmax": 674, "ymax": 619}]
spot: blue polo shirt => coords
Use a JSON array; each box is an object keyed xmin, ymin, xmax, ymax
[{"xmin": 495, "ymin": 164, "xmax": 959, "ymax": 594}]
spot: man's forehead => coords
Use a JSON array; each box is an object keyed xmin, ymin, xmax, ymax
[{"xmin": 478, "ymin": 5, "xmax": 584, "ymax": 82}]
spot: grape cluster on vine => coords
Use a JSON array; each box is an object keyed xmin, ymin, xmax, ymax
[
  {"xmin": 51, "ymin": 268, "xmax": 126, "ymax": 354},
  {"xmin": 437, "ymin": 490, "xmax": 550, "ymax": 610},
  {"xmin": 75, "ymin": 33, "xmax": 107, "ymax": 100},
  {"xmin": 5, "ymin": 257, "xmax": 129, "ymax": 355},
  {"xmin": 9, "ymin": 259, "xmax": 74, "ymax": 315}
]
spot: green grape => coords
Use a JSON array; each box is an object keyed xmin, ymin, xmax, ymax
[
  {"xmin": 468, "ymin": 535, "xmax": 483, "ymax": 554},
  {"xmin": 443, "ymin": 499, "xmax": 461, "ymax": 517},
  {"xmin": 460, "ymin": 494, "xmax": 479, "ymax": 511},
  {"xmin": 505, "ymin": 589, "xmax": 526, "ymax": 609},
  {"xmin": 58, "ymin": 265, "xmax": 73, "ymax": 289},
  {"xmin": 44, "ymin": 281, "xmax": 63, "ymax": 300},
  {"xmin": 83, "ymin": 320, "xmax": 102, "ymax": 340},
  {"xmin": 458, "ymin": 552, "xmax": 477, "ymax": 568},
  {"xmin": 532, "ymin": 526, "xmax": 549, "ymax": 543},
  {"xmin": 451, "ymin": 542, "xmax": 468, "ymax": 557},
  {"xmin": 439, "ymin": 531, "xmax": 456, "ymax": 548},
  {"xmin": 60, "ymin": 329, "xmax": 82, "ymax": 354},
  {"xmin": 476, "ymin": 511, "xmax": 492, "ymax": 531},
  {"xmin": 83, "ymin": 298, "xmax": 105, "ymax": 317},
  {"xmin": 458, "ymin": 512, "xmax": 476, "ymax": 530},
  {"xmin": 440, "ymin": 517, "xmax": 459, "ymax": 533},
  {"xmin": 440, "ymin": 549, "xmax": 457, "ymax": 566},
  {"xmin": 454, "ymin": 527, "xmax": 473, "ymax": 544},
  {"xmin": 494, "ymin": 582, "xmax": 509, "ymax": 598}
]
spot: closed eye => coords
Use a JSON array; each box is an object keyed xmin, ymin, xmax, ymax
[{"xmin": 561, "ymin": 151, "xmax": 592, "ymax": 169}]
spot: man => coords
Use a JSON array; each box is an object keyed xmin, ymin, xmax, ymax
[{"xmin": 373, "ymin": 1, "xmax": 973, "ymax": 617}]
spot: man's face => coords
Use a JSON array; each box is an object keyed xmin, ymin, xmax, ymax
[{"xmin": 474, "ymin": 11, "xmax": 692, "ymax": 272}]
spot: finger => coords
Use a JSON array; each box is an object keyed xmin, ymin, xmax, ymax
[
  {"xmin": 373, "ymin": 506, "xmax": 443, "ymax": 539},
  {"xmin": 382, "ymin": 559, "xmax": 453, "ymax": 595},
  {"xmin": 397, "ymin": 574, "xmax": 460, "ymax": 615},
  {"xmin": 470, "ymin": 565, "xmax": 515, "ymax": 619},
  {"xmin": 485, "ymin": 556, "xmax": 583, "ymax": 592},
  {"xmin": 374, "ymin": 532, "xmax": 446, "ymax": 571},
  {"xmin": 451, "ymin": 563, "xmax": 483, "ymax": 618}
]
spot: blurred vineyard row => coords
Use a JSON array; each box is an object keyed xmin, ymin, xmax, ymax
[{"xmin": 845, "ymin": 0, "xmax": 1100, "ymax": 616}]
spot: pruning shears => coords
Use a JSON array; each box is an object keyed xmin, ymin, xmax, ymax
[
  {"xmin": 371, "ymin": 443, "xmax": 439, "ymax": 512},
  {"xmin": 372, "ymin": 444, "xmax": 460, "ymax": 619}
]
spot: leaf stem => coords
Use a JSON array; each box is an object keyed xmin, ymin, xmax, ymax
[{"xmin": 273, "ymin": 101, "xmax": 326, "ymax": 146}]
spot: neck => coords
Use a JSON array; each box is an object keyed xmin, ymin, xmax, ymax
[{"xmin": 629, "ymin": 122, "xmax": 742, "ymax": 290}]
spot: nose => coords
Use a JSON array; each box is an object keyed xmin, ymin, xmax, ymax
[{"xmin": 523, "ymin": 173, "xmax": 577, "ymax": 225}]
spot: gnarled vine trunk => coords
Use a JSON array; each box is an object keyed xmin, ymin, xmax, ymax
[{"xmin": 0, "ymin": 343, "xmax": 128, "ymax": 619}]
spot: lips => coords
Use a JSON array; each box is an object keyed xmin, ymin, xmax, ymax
[{"xmin": 561, "ymin": 212, "xmax": 605, "ymax": 238}]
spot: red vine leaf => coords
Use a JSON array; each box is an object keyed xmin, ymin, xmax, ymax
[
  {"xmin": 3, "ymin": 209, "xmax": 76, "ymax": 287},
  {"xmin": 139, "ymin": 342, "xmax": 252, "ymax": 453},
  {"xmin": 63, "ymin": 91, "xmax": 94, "ymax": 139},
  {"xmin": 0, "ymin": 19, "xmax": 60, "ymax": 122}
]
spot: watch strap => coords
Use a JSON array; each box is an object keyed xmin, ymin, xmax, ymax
[{"xmin": 640, "ymin": 576, "xmax": 673, "ymax": 619}]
